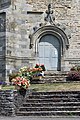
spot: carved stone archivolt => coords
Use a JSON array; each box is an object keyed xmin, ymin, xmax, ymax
[
  {"xmin": 29, "ymin": 25, "xmax": 69, "ymax": 54},
  {"xmin": 29, "ymin": 4, "xmax": 70, "ymax": 56}
]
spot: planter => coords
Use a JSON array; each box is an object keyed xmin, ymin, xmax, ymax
[
  {"xmin": 18, "ymin": 87, "xmax": 26, "ymax": 97},
  {"xmin": 15, "ymin": 85, "xmax": 26, "ymax": 97}
]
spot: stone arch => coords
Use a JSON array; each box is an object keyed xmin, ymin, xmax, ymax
[
  {"xmin": 30, "ymin": 25, "xmax": 69, "ymax": 55},
  {"xmin": 29, "ymin": 25, "xmax": 69, "ymax": 71}
]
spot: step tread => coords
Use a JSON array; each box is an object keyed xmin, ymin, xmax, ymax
[
  {"xmin": 29, "ymin": 94, "xmax": 80, "ymax": 96},
  {"xmin": 28, "ymin": 95, "xmax": 80, "ymax": 98},
  {"xmin": 42, "ymin": 76, "xmax": 67, "ymax": 78},
  {"xmin": 32, "ymin": 91, "xmax": 80, "ymax": 93},
  {"xmin": 20, "ymin": 106, "xmax": 80, "ymax": 108},
  {"xmin": 31, "ymin": 93, "xmax": 80, "ymax": 95},
  {"xmin": 26, "ymin": 98, "xmax": 80, "ymax": 100},
  {"xmin": 23, "ymin": 101, "xmax": 80, "ymax": 105},
  {"xmin": 23, "ymin": 102, "xmax": 80, "ymax": 107},
  {"xmin": 17, "ymin": 110, "xmax": 80, "ymax": 113},
  {"xmin": 19, "ymin": 106, "xmax": 80, "ymax": 111},
  {"xmin": 31, "ymin": 92, "xmax": 80, "ymax": 95}
]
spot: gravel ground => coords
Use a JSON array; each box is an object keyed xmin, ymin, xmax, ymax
[{"xmin": 0, "ymin": 116, "xmax": 80, "ymax": 120}]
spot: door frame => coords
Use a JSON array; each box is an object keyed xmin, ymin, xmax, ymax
[{"xmin": 29, "ymin": 25, "xmax": 69, "ymax": 71}]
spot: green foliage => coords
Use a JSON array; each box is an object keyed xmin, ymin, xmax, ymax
[{"xmin": 70, "ymin": 65, "xmax": 80, "ymax": 71}]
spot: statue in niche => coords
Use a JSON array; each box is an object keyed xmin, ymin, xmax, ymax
[{"xmin": 44, "ymin": 4, "xmax": 55, "ymax": 24}]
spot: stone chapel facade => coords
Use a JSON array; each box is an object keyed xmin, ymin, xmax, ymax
[{"xmin": 0, "ymin": 0, "xmax": 80, "ymax": 81}]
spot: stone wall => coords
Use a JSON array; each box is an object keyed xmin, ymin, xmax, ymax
[
  {"xmin": 0, "ymin": 12, "xmax": 6, "ymax": 81},
  {"xmin": 0, "ymin": 0, "xmax": 80, "ymax": 81},
  {"xmin": 0, "ymin": 89, "xmax": 32, "ymax": 116},
  {"xmin": 0, "ymin": 90, "xmax": 15, "ymax": 116}
]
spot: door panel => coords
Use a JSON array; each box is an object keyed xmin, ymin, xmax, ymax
[
  {"xmin": 38, "ymin": 35, "xmax": 61, "ymax": 70},
  {"xmin": 39, "ymin": 45, "xmax": 44, "ymax": 57},
  {"xmin": 44, "ymin": 45, "xmax": 50, "ymax": 58}
]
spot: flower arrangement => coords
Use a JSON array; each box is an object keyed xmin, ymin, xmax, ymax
[
  {"xmin": 31, "ymin": 64, "xmax": 46, "ymax": 77},
  {"xmin": 19, "ymin": 66, "xmax": 32, "ymax": 79},
  {"xmin": 10, "ymin": 66, "xmax": 31, "ymax": 90},
  {"xmin": 30, "ymin": 64, "xmax": 46, "ymax": 77},
  {"xmin": 66, "ymin": 65, "xmax": 80, "ymax": 81},
  {"xmin": 12, "ymin": 76, "xmax": 30, "ymax": 89},
  {"xmin": 35, "ymin": 64, "xmax": 46, "ymax": 71},
  {"xmin": 9, "ymin": 66, "xmax": 31, "ymax": 97},
  {"xmin": 30, "ymin": 67, "xmax": 43, "ymax": 77},
  {"xmin": 9, "ymin": 72, "xmax": 19, "ymax": 82},
  {"xmin": 67, "ymin": 71, "xmax": 80, "ymax": 81},
  {"xmin": 70, "ymin": 65, "xmax": 80, "ymax": 71},
  {"xmin": 10, "ymin": 64, "xmax": 46, "ymax": 90},
  {"xmin": 19, "ymin": 66, "xmax": 28, "ymax": 73}
]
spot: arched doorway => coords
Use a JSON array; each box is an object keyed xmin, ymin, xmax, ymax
[
  {"xmin": 38, "ymin": 34, "xmax": 61, "ymax": 70},
  {"xmin": 29, "ymin": 25, "xmax": 69, "ymax": 71}
]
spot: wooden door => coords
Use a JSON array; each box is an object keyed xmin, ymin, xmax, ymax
[{"xmin": 38, "ymin": 34, "xmax": 61, "ymax": 70}]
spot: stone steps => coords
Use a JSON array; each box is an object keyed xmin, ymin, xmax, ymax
[
  {"xmin": 16, "ymin": 91, "xmax": 80, "ymax": 116},
  {"xmin": 19, "ymin": 106, "xmax": 80, "ymax": 111},
  {"xmin": 31, "ymin": 76, "xmax": 66, "ymax": 84},
  {"xmin": 17, "ymin": 111, "xmax": 80, "ymax": 116},
  {"xmin": 30, "ymin": 71, "xmax": 80, "ymax": 83},
  {"xmin": 31, "ymin": 91, "xmax": 80, "ymax": 95},
  {"xmin": 30, "ymin": 72, "xmax": 68, "ymax": 84},
  {"xmin": 26, "ymin": 98, "xmax": 79, "ymax": 102},
  {"xmin": 29, "ymin": 94, "xmax": 80, "ymax": 99},
  {"xmin": 23, "ymin": 102, "xmax": 80, "ymax": 107}
]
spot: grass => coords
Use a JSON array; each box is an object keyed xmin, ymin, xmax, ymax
[
  {"xmin": 29, "ymin": 82, "xmax": 80, "ymax": 92},
  {"xmin": 1, "ymin": 82, "xmax": 80, "ymax": 92},
  {"xmin": 1, "ymin": 85, "xmax": 15, "ymax": 90}
]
